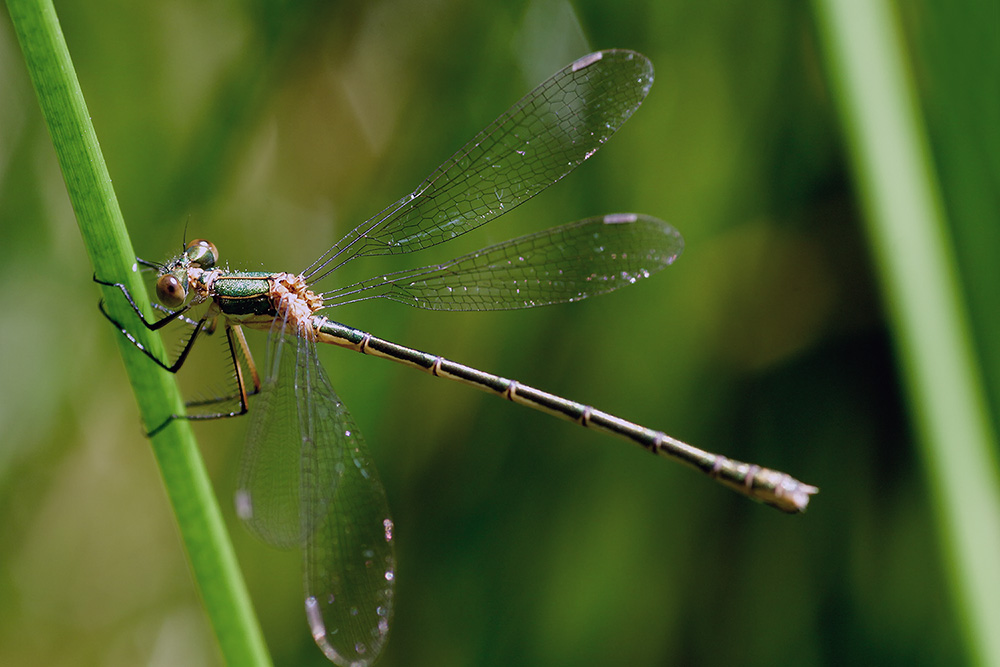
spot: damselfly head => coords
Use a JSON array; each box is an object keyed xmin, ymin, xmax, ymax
[{"xmin": 153, "ymin": 239, "xmax": 219, "ymax": 308}]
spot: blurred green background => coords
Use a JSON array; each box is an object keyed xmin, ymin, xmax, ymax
[{"xmin": 1, "ymin": 0, "xmax": 995, "ymax": 665}]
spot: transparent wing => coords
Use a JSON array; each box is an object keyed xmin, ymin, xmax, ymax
[
  {"xmin": 304, "ymin": 50, "xmax": 654, "ymax": 283},
  {"xmin": 320, "ymin": 214, "xmax": 683, "ymax": 311},
  {"xmin": 236, "ymin": 330, "xmax": 310, "ymax": 548},
  {"xmin": 236, "ymin": 328, "xmax": 395, "ymax": 665},
  {"xmin": 297, "ymin": 334, "xmax": 395, "ymax": 667}
]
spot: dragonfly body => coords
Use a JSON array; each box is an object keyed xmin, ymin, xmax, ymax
[
  {"xmin": 154, "ymin": 219, "xmax": 814, "ymax": 516},
  {"xmin": 98, "ymin": 50, "xmax": 817, "ymax": 666}
]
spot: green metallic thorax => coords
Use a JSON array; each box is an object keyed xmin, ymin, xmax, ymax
[{"xmin": 210, "ymin": 271, "xmax": 277, "ymax": 317}]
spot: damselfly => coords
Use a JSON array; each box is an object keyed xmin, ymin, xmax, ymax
[{"xmin": 98, "ymin": 50, "xmax": 817, "ymax": 666}]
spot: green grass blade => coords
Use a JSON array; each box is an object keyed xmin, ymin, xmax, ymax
[
  {"xmin": 6, "ymin": 0, "xmax": 271, "ymax": 663},
  {"xmin": 811, "ymin": 0, "xmax": 1000, "ymax": 664}
]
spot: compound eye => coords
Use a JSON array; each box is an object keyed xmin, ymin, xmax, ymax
[
  {"xmin": 156, "ymin": 274, "xmax": 187, "ymax": 308},
  {"xmin": 186, "ymin": 239, "xmax": 219, "ymax": 268}
]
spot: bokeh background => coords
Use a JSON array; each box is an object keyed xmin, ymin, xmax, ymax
[{"xmin": 1, "ymin": 1, "xmax": 995, "ymax": 665}]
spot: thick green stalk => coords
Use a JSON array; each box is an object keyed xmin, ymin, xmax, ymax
[
  {"xmin": 6, "ymin": 0, "xmax": 271, "ymax": 664},
  {"xmin": 811, "ymin": 1, "xmax": 1000, "ymax": 665}
]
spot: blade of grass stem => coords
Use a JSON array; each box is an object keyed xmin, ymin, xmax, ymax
[
  {"xmin": 6, "ymin": 0, "xmax": 271, "ymax": 663},
  {"xmin": 811, "ymin": 1, "xmax": 1000, "ymax": 664}
]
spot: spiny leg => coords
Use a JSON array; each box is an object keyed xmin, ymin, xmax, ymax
[
  {"xmin": 180, "ymin": 325, "xmax": 262, "ymax": 414},
  {"xmin": 96, "ymin": 275, "xmax": 261, "ymax": 434},
  {"xmin": 147, "ymin": 325, "xmax": 261, "ymax": 436},
  {"xmin": 95, "ymin": 274, "xmax": 208, "ymax": 373}
]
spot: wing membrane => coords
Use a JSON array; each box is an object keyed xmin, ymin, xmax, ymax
[
  {"xmin": 236, "ymin": 331, "xmax": 309, "ymax": 548},
  {"xmin": 305, "ymin": 50, "xmax": 653, "ymax": 282},
  {"xmin": 298, "ymin": 334, "xmax": 395, "ymax": 666},
  {"xmin": 320, "ymin": 214, "xmax": 683, "ymax": 311},
  {"xmin": 236, "ymin": 326, "xmax": 395, "ymax": 666}
]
